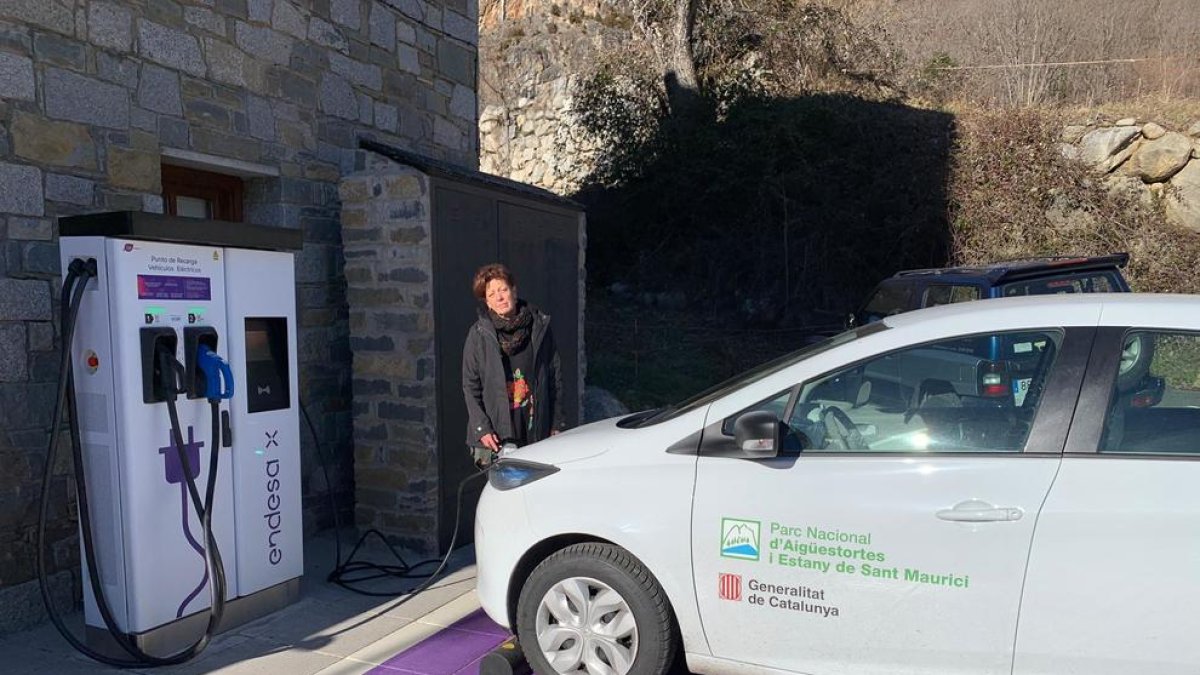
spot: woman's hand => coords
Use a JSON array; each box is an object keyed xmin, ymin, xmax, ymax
[{"xmin": 480, "ymin": 433, "xmax": 501, "ymax": 452}]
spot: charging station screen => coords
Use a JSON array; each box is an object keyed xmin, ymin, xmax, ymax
[
  {"xmin": 246, "ymin": 317, "xmax": 290, "ymax": 413},
  {"xmin": 137, "ymin": 274, "xmax": 212, "ymax": 301}
]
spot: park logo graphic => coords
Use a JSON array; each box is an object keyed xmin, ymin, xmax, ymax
[{"xmin": 720, "ymin": 517, "xmax": 761, "ymax": 561}]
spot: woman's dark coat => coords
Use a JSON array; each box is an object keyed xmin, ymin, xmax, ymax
[{"xmin": 462, "ymin": 306, "xmax": 564, "ymax": 447}]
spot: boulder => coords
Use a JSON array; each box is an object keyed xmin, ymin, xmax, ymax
[
  {"xmin": 1061, "ymin": 125, "xmax": 1088, "ymax": 144},
  {"xmin": 1079, "ymin": 126, "xmax": 1140, "ymax": 165},
  {"xmin": 1127, "ymin": 132, "xmax": 1192, "ymax": 183},
  {"xmin": 1115, "ymin": 117, "xmax": 1138, "ymax": 126},
  {"xmin": 1188, "ymin": 120, "xmax": 1200, "ymax": 138},
  {"xmin": 1165, "ymin": 161, "xmax": 1200, "ymax": 233},
  {"xmin": 1142, "ymin": 122, "xmax": 1166, "ymax": 140},
  {"xmin": 1102, "ymin": 141, "xmax": 1138, "ymax": 173}
]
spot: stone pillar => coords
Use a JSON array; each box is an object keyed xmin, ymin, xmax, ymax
[{"xmin": 339, "ymin": 153, "xmax": 440, "ymax": 554}]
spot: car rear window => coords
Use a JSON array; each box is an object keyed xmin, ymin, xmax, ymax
[
  {"xmin": 924, "ymin": 284, "xmax": 981, "ymax": 307},
  {"xmin": 860, "ymin": 282, "xmax": 914, "ymax": 322},
  {"xmin": 1001, "ymin": 270, "xmax": 1123, "ymax": 296}
]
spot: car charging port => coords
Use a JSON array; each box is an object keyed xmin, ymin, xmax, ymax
[
  {"xmin": 140, "ymin": 328, "xmax": 179, "ymax": 403},
  {"xmin": 184, "ymin": 327, "xmax": 219, "ymax": 400}
]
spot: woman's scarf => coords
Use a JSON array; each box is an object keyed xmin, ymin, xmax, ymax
[{"xmin": 490, "ymin": 302, "xmax": 533, "ymax": 356}]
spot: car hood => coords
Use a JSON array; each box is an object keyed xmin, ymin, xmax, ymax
[{"xmin": 501, "ymin": 416, "xmax": 623, "ymax": 466}]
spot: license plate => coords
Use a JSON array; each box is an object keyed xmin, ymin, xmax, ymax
[{"xmin": 1013, "ymin": 378, "xmax": 1031, "ymax": 406}]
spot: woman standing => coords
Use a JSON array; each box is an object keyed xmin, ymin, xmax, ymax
[{"xmin": 462, "ymin": 263, "xmax": 564, "ymax": 467}]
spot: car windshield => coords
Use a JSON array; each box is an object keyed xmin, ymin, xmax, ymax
[
  {"xmin": 1001, "ymin": 270, "xmax": 1124, "ymax": 296},
  {"xmin": 625, "ymin": 322, "xmax": 889, "ymax": 427}
]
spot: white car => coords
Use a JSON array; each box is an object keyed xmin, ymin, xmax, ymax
[{"xmin": 475, "ymin": 294, "xmax": 1200, "ymax": 675}]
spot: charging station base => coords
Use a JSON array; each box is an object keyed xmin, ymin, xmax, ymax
[{"xmin": 84, "ymin": 577, "xmax": 301, "ymax": 660}]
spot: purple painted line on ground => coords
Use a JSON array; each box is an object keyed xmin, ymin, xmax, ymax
[
  {"xmin": 368, "ymin": 609, "xmax": 512, "ymax": 675},
  {"xmin": 453, "ymin": 656, "xmax": 486, "ymax": 675},
  {"xmin": 450, "ymin": 610, "xmax": 510, "ymax": 638}
]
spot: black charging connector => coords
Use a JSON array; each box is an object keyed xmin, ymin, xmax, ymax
[
  {"xmin": 140, "ymin": 328, "xmax": 179, "ymax": 403},
  {"xmin": 183, "ymin": 327, "xmax": 219, "ymax": 400}
]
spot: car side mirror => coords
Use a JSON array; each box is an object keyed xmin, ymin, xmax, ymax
[{"xmin": 732, "ymin": 411, "xmax": 781, "ymax": 459}]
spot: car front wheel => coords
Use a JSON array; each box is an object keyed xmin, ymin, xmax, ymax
[{"xmin": 516, "ymin": 543, "xmax": 679, "ymax": 675}]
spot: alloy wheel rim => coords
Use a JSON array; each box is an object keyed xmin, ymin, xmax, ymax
[
  {"xmin": 1120, "ymin": 337, "xmax": 1141, "ymax": 375},
  {"xmin": 535, "ymin": 576, "xmax": 639, "ymax": 674}
]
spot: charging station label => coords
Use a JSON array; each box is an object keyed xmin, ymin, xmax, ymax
[{"xmin": 137, "ymin": 275, "xmax": 212, "ymax": 301}]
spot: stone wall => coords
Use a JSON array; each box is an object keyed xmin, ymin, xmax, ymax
[
  {"xmin": 0, "ymin": 0, "xmax": 478, "ymax": 633},
  {"xmin": 479, "ymin": 76, "xmax": 598, "ymax": 195},
  {"xmin": 338, "ymin": 152, "xmax": 439, "ymax": 554},
  {"xmin": 1062, "ymin": 118, "xmax": 1200, "ymax": 232},
  {"xmin": 477, "ymin": 2, "xmax": 623, "ymax": 195}
]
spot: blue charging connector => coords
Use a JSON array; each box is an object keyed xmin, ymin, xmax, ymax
[{"xmin": 196, "ymin": 345, "xmax": 234, "ymax": 401}]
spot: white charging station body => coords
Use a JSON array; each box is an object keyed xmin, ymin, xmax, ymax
[{"xmin": 58, "ymin": 212, "xmax": 304, "ymax": 654}]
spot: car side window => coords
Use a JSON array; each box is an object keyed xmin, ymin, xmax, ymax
[
  {"xmin": 1100, "ymin": 331, "xmax": 1200, "ymax": 455},
  {"xmin": 793, "ymin": 330, "xmax": 1062, "ymax": 453},
  {"xmin": 924, "ymin": 284, "xmax": 981, "ymax": 308}
]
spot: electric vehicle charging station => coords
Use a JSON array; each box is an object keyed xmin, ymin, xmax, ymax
[{"xmin": 50, "ymin": 211, "xmax": 305, "ymax": 662}]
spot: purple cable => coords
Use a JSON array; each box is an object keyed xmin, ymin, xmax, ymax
[{"xmin": 176, "ymin": 481, "xmax": 210, "ymax": 619}]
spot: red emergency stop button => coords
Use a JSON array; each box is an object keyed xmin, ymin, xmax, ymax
[{"xmin": 84, "ymin": 350, "xmax": 99, "ymax": 374}]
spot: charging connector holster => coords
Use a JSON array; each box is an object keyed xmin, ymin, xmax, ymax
[
  {"xmin": 184, "ymin": 327, "xmax": 220, "ymax": 400},
  {"xmin": 140, "ymin": 328, "xmax": 178, "ymax": 403}
]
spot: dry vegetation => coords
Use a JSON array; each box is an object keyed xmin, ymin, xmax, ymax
[
  {"xmin": 830, "ymin": 0, "xmax": 1200, "ymax": 107},
  {"xmin": 947, "ymin": 107, "xmax": 1200, "ymax": 294}
]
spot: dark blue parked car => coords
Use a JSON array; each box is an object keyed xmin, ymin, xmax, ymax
[
  {"xmin": 833, "ymin": 253, "xmax": 1161, "ymax": 411},
  {"xmin": 850, "ymin": 253, "xmax": 1132, "ymax": 328}
]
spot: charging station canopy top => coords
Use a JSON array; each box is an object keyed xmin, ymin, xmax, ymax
[{"xmin": 60, "ymin": 211, "xmax": 304, "ymax": 252}]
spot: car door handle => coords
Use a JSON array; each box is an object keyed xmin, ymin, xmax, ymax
[{"xmin": 936, "ymin": 500, "xmax": 1024, "ymax": 522}]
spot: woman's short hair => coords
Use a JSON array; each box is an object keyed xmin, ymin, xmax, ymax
[{"xmin": 472, "ymin": 263, "xmax": 516, "ymax": 300}]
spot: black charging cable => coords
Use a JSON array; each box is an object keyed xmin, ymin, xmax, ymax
[
  {"xmin": 299, "ymin": 401, "xmax": 488, "ymax": 598},
  {"xmin": 37, "ymin": 259, "xmax": 228, "ymax": 667},
  {"xmin": 158, "ymin": 344, "xmax": 229, "ymax": 637}
]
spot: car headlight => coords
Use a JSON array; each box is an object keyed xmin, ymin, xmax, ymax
[{"xmin": 488, "ymin": 459, "xmax": 559, "ymax": 491}]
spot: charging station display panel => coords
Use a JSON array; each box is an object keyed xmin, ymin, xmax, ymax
[{"xmin": 245, "ymin": 318, "xmax": 290, "ymax": 413}]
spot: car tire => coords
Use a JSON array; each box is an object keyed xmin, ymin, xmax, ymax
[
  {"xmin": 516, "ymin": 543, "xmax": 679, "ymax": 675},
  {"xmin": 1116, "ymin": 333, "xmax": 1155, "ymax": 393}
]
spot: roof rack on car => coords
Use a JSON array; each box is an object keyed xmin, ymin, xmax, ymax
[
  {"xmin": 891, "ymin": 252, "xmax": 1129, "ymax": 280},
  {"xmin": 993, "ymin": 253, "xmax": 1130, "ymax": 266}
]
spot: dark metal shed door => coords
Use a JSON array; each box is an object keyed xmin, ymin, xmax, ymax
[{"xmin": 432, "ymin": 183, "xmax": 581, "ymax": 553}]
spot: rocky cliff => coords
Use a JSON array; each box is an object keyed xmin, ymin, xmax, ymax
[{"xmin": 477, "ymin": 0, "xmax": 618, "ymax": 193}]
